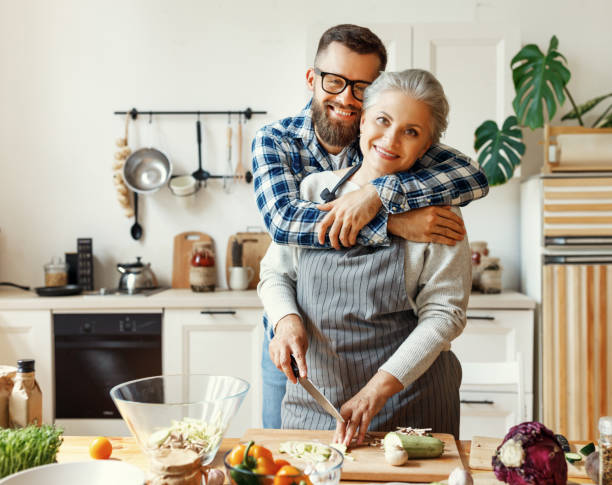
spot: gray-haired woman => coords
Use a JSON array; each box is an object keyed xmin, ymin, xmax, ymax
[{"xmin": 258, "ymin": 69, "xmax": 471, "ymax": 445}]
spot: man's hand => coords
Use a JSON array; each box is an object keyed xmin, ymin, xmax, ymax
[
  {"xmin": 333, "ymin": 370, "xmax": 403, "ymax": 446},
  {"xmin": 317, "ymin": 185, "xmax": 382, "ymax": 249},
  {"xmin": 388, "ymin": 205, "xmax": 465, "ymax": 245},
  {"xmin": 269, "ymin": 314, "xmax": 308, "ymax": 383}
]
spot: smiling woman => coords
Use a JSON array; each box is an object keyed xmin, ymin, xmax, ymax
[{"xmin": 259, "ymin": 68, "xmax": 471, "ymax": 444}]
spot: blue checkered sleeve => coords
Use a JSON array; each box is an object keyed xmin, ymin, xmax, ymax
[
  {"xmin": 252, "ymin": 127, "xmax": 388, "ymax": 247},
  {"xmin": 372, "ymin": 144, "xmax": 489, "ymax": 213}
]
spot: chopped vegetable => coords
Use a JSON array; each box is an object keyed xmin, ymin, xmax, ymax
[
  {"xmin": 0, "ymin": 425, "xmax": 64, "ymax": 478},
  {"xmin": 147, "ymin": 416, "xmax": 223, "ymax": 455},
  {"xmin": 492, "ymin": 421, "xmax": 567, "ymax": 485},
  {"xmin": 448, "ymin": 467, "xmax": 474, "ymax": 485},
  {"xmin": 384, "ymin": 443, "xmax": 408, "ymax": 466},
  {"xmin": 564, "ymin": 452, "xmax": 582, "ymax": 464},
  {"xmin": 279, "ymin": 441, "xmax": 333, "ymax": 462},
  {"xmin": 383, "ymin": 432, "xmax": 444, "ymax": 459},
  {"xmin": 579, "ymin": 442, "xmax": 595, "ymax": 456},
  {"xmin": 89, "ymin": 436, "xmax": 113, "ymax": 460}
]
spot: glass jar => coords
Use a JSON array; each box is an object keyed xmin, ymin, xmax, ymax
[
  {"xmin": 600, "ymin": 416, "xmax": 612, "ymax": 485},
  {"xmin": 44, "ymin": 259, "xmax": 68, "ymax": 287},
  {"xmin": 189, "ymin": 242, "xmax": 216, "ymax": 292}
]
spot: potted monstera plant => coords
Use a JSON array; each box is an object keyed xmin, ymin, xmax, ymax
[{"xmin": 474, "ymin": 35, "xmax": 612, "ymax": 186}]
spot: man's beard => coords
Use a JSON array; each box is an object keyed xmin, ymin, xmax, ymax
[{"xmin": 311, "ymin": 98, "xmax": 360, "ymax": 149}]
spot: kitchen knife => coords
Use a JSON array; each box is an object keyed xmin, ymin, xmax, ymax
[{"xmin": 290, "ymin": 356, "xmax": 345, "ymax": 423}]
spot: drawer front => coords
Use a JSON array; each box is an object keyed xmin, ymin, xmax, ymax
[
  {"xmin": 459, "ymin": 391, "xmax": 533, "ymax": 440},
  {"xmin": 453, "ymin": 309, "xmax": 534, "ymax": 392}
]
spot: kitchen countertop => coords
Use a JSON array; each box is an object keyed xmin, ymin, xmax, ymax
[
  {"xmin": 56, "ymin": 436, "xmax": 591, "ymax": 484},
  {"xmin": 0, "ymin": 288, "xmax": 535, "ymax": 311}
]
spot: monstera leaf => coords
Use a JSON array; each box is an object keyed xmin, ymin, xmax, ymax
[
  {"xmin": 511, "ymin": 35, "xmax": 571, "ymax": 129},
  {"xmin": 474, "ymin": 116, "xmax": 525, "ymax": 186}
]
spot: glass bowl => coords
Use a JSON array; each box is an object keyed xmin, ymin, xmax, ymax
[
  {"xmin": 109, "ymin": 374, "xmax": 249, "ymax": 466},
  {"xmin": 223, "ymin": 443, "xmax": 343, "ymax": 485}
]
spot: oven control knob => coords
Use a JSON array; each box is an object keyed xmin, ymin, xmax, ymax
[
  {"xmin": 123, "ymin": 321, "xmax": 134, "ymax": 332},
  {"xmin": 82, "ymin": 322, "xmax": 92, "ymax": 333}
]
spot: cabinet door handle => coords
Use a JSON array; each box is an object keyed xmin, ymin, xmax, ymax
[
  {"xmin": 200, "ymin": 310, "xmax": 237, "ymax": 315},
  {"xmin": 466, "ymin": 315, "xmax": 495, "ymax": 321},
  {"xmin": 460, "ymin": 399, "xmax": 494, "ymax": 405}
]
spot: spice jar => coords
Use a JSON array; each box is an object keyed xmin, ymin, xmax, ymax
[
  {"xmin": 600, "ymin": 416, "xmax": 612, "ymax": 485},
  {"xmin": 148, "ymin": 448, "xmax": 202, "ymax": 485},
  {"xmin": 189, "ymin": 242, "xmax": 216, "ymax": 292},
  {"xmin": 44, "ymin": 259, "xmax": 68, "ymax": 287}
]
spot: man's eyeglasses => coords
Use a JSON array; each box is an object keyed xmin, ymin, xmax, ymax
[{"xmin": 314, "ymin": 67, "xmax": 371, "ymax": 102}]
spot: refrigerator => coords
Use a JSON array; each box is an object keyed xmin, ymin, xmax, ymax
[{"xmin": 521, "ymin": 174, "xmax": 612, "ymax": 441}]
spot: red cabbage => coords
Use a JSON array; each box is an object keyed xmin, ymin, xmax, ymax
[{"xmin": 491, "ymin": 421, "xmax": 567, "ymax": 485}]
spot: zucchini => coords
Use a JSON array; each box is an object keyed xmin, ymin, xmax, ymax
[
  {"xmin": 565, "ymin": 452, "xmax": 582, "ymax": 464},
  {"xmin": 579, "ymin": 442, "xmax": 596, "ymax": 456},
  {"xmin": 383, "ymin": 432, "xmax": 444, "ymax": 459}
]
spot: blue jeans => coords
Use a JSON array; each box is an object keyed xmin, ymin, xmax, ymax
[{"xmin": 261, "ymin": 333, "xmax": 287, "ymax": 428}]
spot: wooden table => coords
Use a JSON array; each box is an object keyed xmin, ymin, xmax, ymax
[{"xmin": 57, "ymin": 436, "xmax": 593, "ymax": 484}]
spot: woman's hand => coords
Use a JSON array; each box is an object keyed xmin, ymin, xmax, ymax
[
  {"xmin": 334, "ymin": 370, "xmax": 403, "ymax": 446},
  {"xmin": 388, "ymin": 205, "xmax": 465, "ymax": 245},
  {"xmin": 316, "ymin": 185, "xmax": 382, "ymax": 249},
  {"xmin": 269, "ymin": 314, "xmax": 308, "ymax": 383}
]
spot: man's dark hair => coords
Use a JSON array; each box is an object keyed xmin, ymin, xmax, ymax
[{"xmin": 315, "ymin": 24, "xmax": 387, "ymax": 71}]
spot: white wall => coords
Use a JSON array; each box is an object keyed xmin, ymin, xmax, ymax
[{"xmin": 1, "ymin": 0, "xmax": 610, "ymax": 290}]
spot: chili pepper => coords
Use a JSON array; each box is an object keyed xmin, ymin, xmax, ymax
[{"xmin": 230, "ymin": 441, "xmax": 258, "ymax": 485}]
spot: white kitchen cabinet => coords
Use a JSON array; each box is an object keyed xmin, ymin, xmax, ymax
[
  {"xmin": 453, "ymin": 298, "xmax": 535, "ymax": 440},
  {"xmin": 163, "ymin": 308, "xmax": 264, "ymax": 438},
  {"xmin": 0, "ymin": 310, "xmax": 53, "ymax": 424}
]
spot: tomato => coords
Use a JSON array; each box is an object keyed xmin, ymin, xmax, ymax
[
  {"xmin": 274, "ymin": 465, "xmax": 311, "ymax": 485},
  {"xmin": 89, "ymin": 436, "xmax": 112, "ymax": 460}
]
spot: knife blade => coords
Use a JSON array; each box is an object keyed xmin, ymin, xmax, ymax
[{"xmin": 290, "ymin": 356, "xmax": 345, "ymax": 423}]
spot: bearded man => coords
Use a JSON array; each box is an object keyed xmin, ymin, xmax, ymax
[{"xmin": 252, "ymin": 24, "xmax": 489, "ymax": 428}]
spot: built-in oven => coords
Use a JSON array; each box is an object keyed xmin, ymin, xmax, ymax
[{"xmin": 53, "ymin": 312, "xmax": 162, "ymax": 426}]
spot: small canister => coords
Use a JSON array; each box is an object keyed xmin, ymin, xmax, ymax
[
  {"xmin": 600, "ymin": 416, "xmax": 612, "ymax": 485},
  {"xmin": 189, "ymin": 242, "xmax": 216, "ymax": 292},
  {"xmin": 44, "ymin": 259, "xmax": 68, "ymax": 287}
]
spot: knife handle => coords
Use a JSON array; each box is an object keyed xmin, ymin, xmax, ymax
[
  {"xmin": 290, "ymin": 355, "xmax": 300, "ymax": 378},
  {"xmin": 555, "ymin": 434, "xmax": 571, "ymax": 452}
]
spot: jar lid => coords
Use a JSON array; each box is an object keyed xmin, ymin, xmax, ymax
[
  {"xmin": 17, "ymin": 359, "xmax": 35, "ymax": 373},
  {"xmin": 600, "ymin": 416, "xmax": 612, "ymax": 435}
]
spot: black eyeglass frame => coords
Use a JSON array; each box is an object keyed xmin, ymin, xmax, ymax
[{"xmin": 313, "ymin": 67, "xmax": 371, "ymax": 101}]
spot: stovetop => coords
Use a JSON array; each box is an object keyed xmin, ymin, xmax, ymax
[{"xmin": 83, "ymin": 287, "xmax": 168, "ymax": 297}]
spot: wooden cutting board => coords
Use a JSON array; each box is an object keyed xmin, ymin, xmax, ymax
[
  {"xmin": 225, "ymin": 231, "xmax": 271, "ymax": 290},
  {"xmin": 172, "ymin": 231, "xmax": 214, "ymax": 288},
  {"xmin": 469, "ymin": 436, "xmax": 589, "ymax": 479},
  {"xmin": 241, "ymin": 428, "xmax": 463, "ymax": 482}
]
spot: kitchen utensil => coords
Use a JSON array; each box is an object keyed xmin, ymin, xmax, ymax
[
  {"xmin": 34, "ymin": 285, "xmax": 82, "ymax": 297},
  {"xmin": 168, "ymin": 174, "xmax": 198, "ymax": 198},
  {"xmin": 290, "ymin": 355, "xmax": 344, "ymax": 423},
  {"xmin": 123, "ymin": 147, "xmax": 171, "ymax": 194},
  {"xmin": 230, "ymin": 239, "xmax": 243, "ymax": 267},
  {"xmin": 228, "ymin": 266, "xmax": 254, "ymax": 291},
  {"xmin": 225, "ymin": 230, "xmax": 271, "ymax": 289},
  {"xmin": 192, "ymin": 119, "xmax": 210, "ymax": 183},
  {"xmin": 109, "ymin": 374, "xmax": 249, "ymax": 466},
  {"xmin": 224, "ymin": 443, "xmax": 343, "ymax": 485},
  {"xmin": 0, "ymin": 458, "xmax": 146, "ymax": 485},
  {"xmin": 235, "ymin": 115, "xmax": 253, "ymax": 183},
  {"xmin": 130, "ymin": 192, "xmax": 143, "ymax": 240},
  {"xmin": 224, "ymin": 118, "xmax": 233, "ymax": 192},
  {"xmin": 469, "ymin": 436, "xmax": 589, "ymax": 479},
  {"xmin": 172, "ymin": 232, "xmax": 214, "ymax": 288},
  {"xmin": 116, "ymin": 257, "xmax": 158, "ymax": 294},
  {"xmin": 241, "ymin": 428, "xmax": 462, "ymax": 482}
]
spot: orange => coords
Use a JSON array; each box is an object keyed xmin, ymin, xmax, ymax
[{"xmin": 89, "ymin": 436, "xmax": 113, "ymax": 460}]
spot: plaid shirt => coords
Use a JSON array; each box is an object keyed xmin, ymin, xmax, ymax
[{"xmin": 252, "ymin": 101, "xmax": 489, "ymax": 248}]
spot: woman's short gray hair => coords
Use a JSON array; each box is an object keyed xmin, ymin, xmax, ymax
[{"xmin": 362, "ymin": 69, "xmax": 449, "ymax": 144}]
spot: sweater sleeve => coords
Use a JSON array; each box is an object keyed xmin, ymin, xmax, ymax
[{"xmin": 379, "ymin": 208, "xmax": 471, "ymax": 387}]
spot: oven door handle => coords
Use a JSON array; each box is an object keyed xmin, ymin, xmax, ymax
[{"xmin": 55, "ymin": 341, "xmax": 160, "ymax": 349}]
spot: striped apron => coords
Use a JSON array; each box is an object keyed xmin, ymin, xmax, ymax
[{"xmin": 281, "ymin": 237, "xmax": 462, "ymax": 437}]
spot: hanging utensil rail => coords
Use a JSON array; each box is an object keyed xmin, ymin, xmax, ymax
[{"xmin": 113, "ymin": 107, "xmax": 266, "ymax": 120}]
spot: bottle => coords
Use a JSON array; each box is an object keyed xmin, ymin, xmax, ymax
[
  {"xmin": 149, "ymin": 448, "xmax": 202, "ymax": 485},
  {"xmin": 600, "ymin": 416, "xmax": 612, "ymax": 485},
  {"xmin": 9, "ymin": 359, "xmax": 42, "ymax": 427},
  {"xmin": 189, "ymin": 242, "xmax": 216, "ymax": 292}
]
